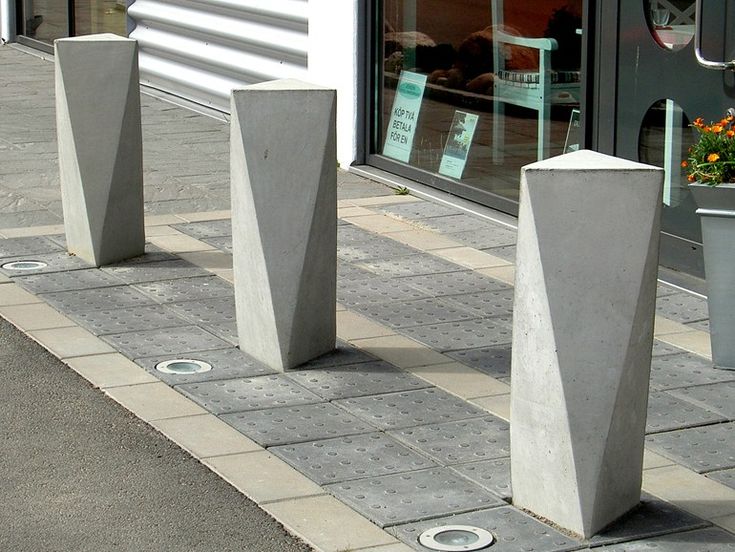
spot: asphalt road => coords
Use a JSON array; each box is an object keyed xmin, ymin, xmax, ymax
[{"xmin": 0, "ymin": 316, "xmax": 313, "ymax": 552}]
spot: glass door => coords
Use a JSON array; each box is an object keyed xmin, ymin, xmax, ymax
[{"xmin": 21, "ymin": 0, "xmax": 70, "ymax": 43}]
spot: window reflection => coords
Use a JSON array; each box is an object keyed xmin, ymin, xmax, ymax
[{"xmin": 646, "ymin": 0, "xmax": 695, "ymax": 51}]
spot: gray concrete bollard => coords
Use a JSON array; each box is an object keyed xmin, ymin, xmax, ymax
[
  {"xmin": 510, "ymin": 150, "xmax": 663, "ymax": 538},
  {"xmin": 55, "ymin": 34, "xmax": 145, "ymax": 267},
  {"xmin": 230, "ymin": 79, "xmax": 337, "ymax": 372}
]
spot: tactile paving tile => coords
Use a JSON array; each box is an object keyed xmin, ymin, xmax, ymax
[
  {"xmin": 285, "ymin": 360, "xmax": 431, "ymax": 400},
  {"xmin": 171, "ymin": 219, "xmax": 232, "ymax": 239},
  {"xmin": 101, "ymin": 259, "xmax": 210, "ymax": 284},
  {"xmin": 388, "ymin": 416, "xmax": 510, "ymax": 465},
  {"xmin": 334, "ymin": 388, "xmax": 486, "ymax": 430},
  {"xmin": 167, "ymin": 297, "xmax": 236, "ymax": 325},
  {"xmin": 447, "ymin": 226, "xmax": 517, "ymax": 250},
  {"xmin": 418, "ymin": 214, "xmax": 496, "ymax": 234},
  {"xmin": 401, "ymin": 317, "xmax": 513, "ymax": 351},
  {"xmin": 706, "ymin": 468, "xmax": 735, "ymax": 490},
  {"xmin": 202, "ymin": 321, "xmax": 238, "ymax": 345},
  {"xmin": 646, "ymin": 391, "xmax": 727, "ymax": 434},
  {"xmin": 337, "ymin": 277, "xmax": 430, "ymax": 307},
  {"xmin": 66, "ymin": 304, "xmax": 192, "ymax": 336},
  {"xmin": 646, "ymin": 421, "xmax": 735, "ymax": 473},
  {"xmin": 325, "ymin": 467, "xmax": 506, "ymax": 527},
  {"xmin": 652, "ymin": 339, "xmax": 687, "ymax": 357},
  {"xmin": 201, "ymin": 235, "xmax": 232, "ymax": 253},
  {"xmin": 337, "ymin": 261, "xmax": 375, "ymax": 282},
  {"xmin": 0, "ymin": 251, "xmax": 92, "ymax": 276},
  {"xmin": 450, "ymin": 457, "xmax": 511, "ymax": 500},
  {"xmin": 40, "ymin": 285, "xmax": 158, "ymax": 313},
  {"xmin": 354, "ymin": 297, "xmax": 478, "ymax": 329},
  {"xmin": 387, "ymin": 506, "xmax": 581, "ymax": 552},
  {"xmin": 0, "ymin": 236, "xmax": 62, "ymax": 258},
  {"xmin": 337, "ymin": 239, "xmax": 420, "ymax": 263},
  {"xmin": 657, "ymin": 283, "xmax": 682, "ymax": 298},
  {"xmin": 176, "ymin": 375, "xmax": 323, "ymax": 415},
  {"xmin": 445, "ymin": 345, "xmax": 512, "ymax": 379},
  {"xmin": 297, "ymin": 342, "xmax": 378, "ymax": 369},
  {"xmin": 269, "ymin": 432, "xmax": 437, "ymax": 485},
  {"xmin": 685, "ymin": 318, "xmax": 710, "ymax": 332},
  {"xmin": 220, "ymin": 402, "xmax": 373, "ymax": 446},
  {"xmin": 355, "ymin": 255, "xmax": 462, "ymax": 278},
  {"xmin": 484, "ymin": 244, "xmax": 516, "ymax": 262},
  {"xmin": 650, "ymin": 353, "xmax": 735, "ymax": 391},
  {"xmin": 655, "ymin": 292, "xmax": 709, "ymax": 323},
  {"xmin": 379, "ymin": 202, "xmax": 462, "ymax": 220},
  {"xmin": 100, "ymin": 325, "xmax": 232, "ymax": 359},
  {"xmin": 443, "ymin": 288, "xmax": 515, "ymax": 318},
  {"xmin": 597, "ymin": 528, "xmax": 735, "ymax": 551},
  {"xmin": 398, "ymin": 270, "xmax": 511, "ymax": 297},
  {"xmin": 133, "ymin": 275, "xmax": 234, "ymax": 303},
  {"xmin": 13, "ymin": 268, "xmax": 126, "ymax": 294},
  {"xmin": 668, "ymin": 382, "xmax": 735, "ymax": 419},
  {"xmin": 135, "ymin": 347, "xmax": 275, "ymax": 385},
  {"xmin": 337, "ymin": 225, "xmax": 379, "ymax": 244}
]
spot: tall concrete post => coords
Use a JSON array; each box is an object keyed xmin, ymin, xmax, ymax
[
  {"xmin": 55, "ymin": 34, "xmax": 145, "ymax": 267},
  {"xmin": 230, "ymin": 80, "xmax": 337, "ymax": 371},
  {"xmin": 511, "ymin": 150, "xmax": 663, "ymax": 538}
]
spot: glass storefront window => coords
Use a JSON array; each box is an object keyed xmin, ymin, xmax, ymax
[
  {"xmin": 646, "ymin": 0, "xmax": 695, "ymax": 52},
  {"xmin": 375, "ymin": 0, "xmax": 583, "ymax": 208},
  {"xmin": 22, "ymin": 0, "xmax": 126, "ymax": 44},
  {"xmin": 74, "ymin": 0, "xmax": 127, "ymax": 37}
]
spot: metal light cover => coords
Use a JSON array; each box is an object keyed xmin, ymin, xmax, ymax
[
  {"xmin": 155, "ymin": 359, "xmax": 212, "ymax": 375},
  {"xmin": 1, "ymin": 260, "xmax": 48, "ymax": 270},
  {"xmin": 418, "ymin": 525, "xmax": 494, "ymax": 551}
]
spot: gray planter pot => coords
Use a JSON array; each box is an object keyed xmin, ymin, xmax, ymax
[{"xmin": 690, "ymin": 182, "xmax": 735, "ymax": 369}]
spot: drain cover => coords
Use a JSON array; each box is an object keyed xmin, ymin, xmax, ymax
[
  {"xmin": 155, "ymin": 359, "xmax": 212, "ymax": 375},
  {"xmin": 418, "ymin": 525, "xmax": 494, "ymax": 551},
  {"xmin": 1, "ymin": 260, "xmax": 48, "ymax": 270}
]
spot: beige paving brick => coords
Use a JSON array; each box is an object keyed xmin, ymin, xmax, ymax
[
  {"xmin": 409, "ymin": 362, "xmax": 510, "ymax": 399},
  {"xmin": 643, "ymin": 464, "xmax": 735, "ymax": 520},
  {"xmin": 63, "ymin": 353, "xmax": 159, "ymax": 388},
  {"xmin": 0, "ymin": 284, "xmax": 43, "ymax": 306},
  {"xmin": 0, "ymin": 273, "xmax": 10, "ymax": 284},
  {"xmin": 347, "ymin": 195, "xmax": 421, "ymax": 207},
  {"xmin": 204, "ymin": 451, "xmax": 325, "ymax": 504},
  {"xmin": 470, "ymin": 393, "xmax": 511, "ymax": 421},
  {"xmin": 29, "ymin": 326, "xmax": 115, "ymax": 359},
  {"xmin": 150, "ymin": 414, "xmax": 261, "ymax": 459},
  {"xmin": 144, "ymin": 214, "xmax": 185, "ymax": 226},
  {"xmin": 174, "ymin": 210, "xmax": 231, "ymax": 223},
  {"xmin": 0, "ymin": 224, "xmax": 65, "ymax": 237},
  {"xmin": 104, "ymin": 382, "xmax": 206, "ymax": 421},
  {"xmin": 348, "ymin": 214, "xmax": 416, "ymax": 234},
  {"xmin": 336, "ymin": 301, "xmax": 347, "ymax": 312},
  {"xmin": 213, "ymin": 269, "xmax": 234, "ymax": 283},
  {"xmin": 431, "ymin": 247, "xmax": 512, "ymax": 269},
  {"xmin": 657, "ymin": 330, "xmax": 712, "ymax": 360},
  {"xmin": 337, "ymin": 310, "xmax": 395, "ymax": 341},
  {"xmin": 350, "ymin": 334, "xmax": 449, "ymax": 369},
  {"xmin": 144, "ymin": 225, "xmax": 182, "ymax": 237},
  {"xmin": 476, "ymin": 265, "xmax": 516, "ymax": 286},
  {"xmin": 178, "ymin": 250, "xmax": 233, "ymax": 270},
  {"xmin": 338, "ymin": 205, "xmax": 375, "ymax": 218},
  {"xmin": 148, "ymin": 233, "xmax": 216, "ymax": 253},
  {"xmin": 654, "ymin": 315, "xmax": 693, "ymax": 337},
  {"xmin": 262, "ymin": 495, "xmax": 398, "ymax": 552},
  {"xmin": 0, "ymin": 302, "xmax": 75, "ymax": 331},
  {"xmin": 385, "ymin": 229, "xmax": 462, "ymax": 251},
  {"xmin": 643, "ymin": 449, "xmax": 676, "ymax": 470}
]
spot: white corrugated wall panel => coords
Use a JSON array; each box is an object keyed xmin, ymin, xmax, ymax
[{"xmin": 128, "ymin": 0, "xmax": 308, "ymax": 112}]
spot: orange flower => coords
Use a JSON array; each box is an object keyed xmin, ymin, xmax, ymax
[
  {"xmin": 688, "ymin": 174, "xmax": 696, "ymax": 182},
  {"xmin": 727, "ymin": 130, "xmax": 735, "ymax": 138},
  {"xmin": 713, "ymin": 125, "xmax": 724, "ymax": 134},
  {"xmin": 708, "ymin": 153, "xmax": 721, "ymax": 162},
  {"xmin": 681, "ymin": 160, "xmax": 688, "ymax": 168},
  {"xmin": 693, "ymin": 117, "xmax": 705, "ymax": 127},
  {"xmin": 704, "ymin": 126, "xmax": 712, "ymax": 133}
]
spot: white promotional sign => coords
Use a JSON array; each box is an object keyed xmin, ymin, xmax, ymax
[{"xmin": 382, "ymin": 71, "xmax": 427, "ymax": 163}]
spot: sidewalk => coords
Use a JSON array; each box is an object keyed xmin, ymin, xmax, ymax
[{"xmin": 2, "ymin": 42, "xmax": 735, "ymax": 551}]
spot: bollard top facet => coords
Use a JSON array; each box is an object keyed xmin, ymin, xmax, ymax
[
  {"xmin": 523, "ymin": 149, "xmax": 663, "ymax": 172},
  {"xmin": 234, "ymin": 78, "xmax": 335, "ymax": 93},
  {"xmin": 55, "ymin": 33, "xmax": 134, "ymax": 43}
]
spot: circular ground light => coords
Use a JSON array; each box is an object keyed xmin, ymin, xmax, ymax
[
  {"xmin": 155, "ymin": 359, "xmax": 212, "ymax": 375},
  {"xmin": 1, "ymin": 260, "xmax": 48, "ymax": 271},
  {"xmin": 418, "ymin": 525, "xmax": 494, "ymax": 551}
]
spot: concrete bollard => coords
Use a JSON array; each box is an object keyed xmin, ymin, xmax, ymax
[
  {"xmin": 230, "ymin": 80, "xmax": 337, "ymax": 371},
  {"xmin": 55, "ymin": 34, "xmax": 144, "ymax": 267},
  {"xmin": 510, "ymin": 150, "xmax": 663, "ymax": 538}
]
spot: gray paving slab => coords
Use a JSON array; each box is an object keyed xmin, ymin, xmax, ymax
[
  {"xmin": 706, "ymin": 468, "xmax": 735, "ymax": 490},
  {"xmin": 0, "ymin": 236, "xmax": 61, "ymax": 258},
  {"xmin": 419, "ymin": 214, "xmax": 498, "ymax": 234},
  {"xmin": 132, "ymin": 275, "xmax": 234, "ymax": 303},
  {"xmin": 686, "ymin": 318, "xmax": 711, "ymax": 332},
  {"xmin": 596, "ymin": 528, "xmax": 735, "ymax": 551},
  {"xmin": 354, "ymin": 297, "xmax": 479, "ymax": 329},
  {"xmin": 398, "ymin": 270, "xmax": 511, "ymax": 297},
  {"xmin": 337, "ymin": 224, "xmax": 378, "ymax": 244},
  {"xmin": 650, "ymin": 353, "xmax": 735, "ymax": 391},
  {"xmin": 337, "ymin": 261, "xmax": 375, "ymax": 282},
  {"xmin": 443, "ymin": 288, "xmax": 515, "ymax": 318},
  {"xmin": 134, "ymin": 347, "xmax": 275, "ymax": 385},
  {"xmin": 168, "ymin": 297, "xmax": 236, "ymax": 325},
  {"xmin": 269, "ymin": 432, "xmax": 437, "ymax": 485},
  {"xmin": 449, "ymin": 457, "xmax": 512, "ymax": 500},
  {"xmin": 284, "ymin": 360, "xmax": 431, "ymax": 400},
  {"xmin": 379, "ymin": 202, "xmax": 463, "ymax": 219},
  {"xmin": 669, "ymin": 382, "xmax": 735, "ymax": 420},
  {"xmin": 355, "ymin": 255, "xmax": 462, "ymax": 278},
  {"xmin": 40, "ymin": 285, "xmax": 158, "ymax": 313},
  {"xmin": 401, "ymin": 317, "xmax": 513, "ymax": 351},
  {"xmin": 447, "ymin": 226, "xmax": 517, "ymax": 250},
  {"xmin": 171, "ymin": 219, "xmax": 232, "ymax": 239},
  {"xmin": 337, "ymin": 239, "xmax": 420, "ymax": 263},
  {"xmin": 101, "ymin": 259, "xmax": 210, "ymax": 284},
  {"xmin": 0, "ymin": 251, "xmax": 93, "ymax": 276},
  {"xmin": 13, "ymin": 268, "xmax": 127, "ymax": 294},
  {"xmin": 326, "ymin": 467, "xmax": 506, "ymax": 527},
  {"xmin": 100, "ymin": 326, "xmax": 232, "ymax": 359},
  {"xmin": 202, "ymin": 321, "xmax": 238, "ymax": 345},
  {"xmin": 175, "ymin": 375, "xmax": 324, "ymax": 415},
  {"xmin": 337, "ymin": 276, "xmax": 430, "ymax": 307},
  {"xmin": 444, "ymin": 345, "xmax": 512, "ymax": 379},
  {"xmin": 657, "ymin": 283, "xmax": 683, "ymax": 298},
  {"xmin": 220, "ymin": 402, "xmax": 374, "ymax": 447},
  {"xmin": 334, "ymin": 388, "xmax": 486, "ymax": 430},
  {"xmin": 656, "ymin": 292, "xmax": 710, "ymax": 324},
  {"xmin": 296, "ymin": 342, "xmax": 379, "ymax": 369},
  {"xmin": 653, "ymin": 339, "xmax": 689, "ymax": 357},
  {"xmin": 201, "ymin": 235, "xmax": 232, "ymax": 253},
  {"xmin": 646, "ymin": 391, "xmax": 727, "ymax": 434},
  {"xmin": 646, "ymin": 422, "xmax": 735, "ymax": 473},
  {"xmin": 66, "ymin": 304, "xmax": 192, "ymax": 336},
  {"xmin": 483, "ymin": 244, "xmax": 517, "ymax": 262}
]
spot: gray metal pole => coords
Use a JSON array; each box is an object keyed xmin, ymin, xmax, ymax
[{"xmin": 1, "ymin": 0, "xmax": 17, "ymax": 44}]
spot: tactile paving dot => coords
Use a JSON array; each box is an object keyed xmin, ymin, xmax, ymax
[
  {"xmin": 171, "ymin": 219, "xmax": 232, "ymax": 239},
  {"xmin": 101, "ymin": 259, "xmax": 210, "ymax": 284},
  {"xmin": 269, "ymin": 432, "xmax": 436, "ymax": 485},
  {"xmin": 646, "ymin": 391, "xmax": 727, "ymax": 434},
  {"xmin": 285, "ymin": 360, "xmax": 431, "ymax": 400},
  {"xmin": 355, "ymin": 255, "xmax": 462, "ymax": 278},
  {"xmin": 646, "ymin": 421, "xmax": 735, "ymax": 473},
  {"xmin": 401, "ymin": 317, "xmax": 513, "ymax": 352},
  {"xmin": 597, "ymin": 528, "xmax": 735, "ymax": 551},
  {"xmin": 334, "ymin": 388, "xmax": 486, "ymax": 430},
  {"xmin": 445, "ymin": 345, "xmax": 512, "ymax": 379},
  {"xmin": 655, "ymin": 292, "xmax": 709, "ymax": 324},
  {"xmin": 66, "ymin": 304, "xmax": 191, "ymax": 335},
  {"xmin": 40, "ymin": 285, "xmax": 158, "ymax": 313},
  {"xmin": 325, "ymin": 467, "xmax": 506, "ymax": 527},
  {"xmin": 398, "ymin": 270, "xmax": 511, "ymax": 297},
  {"xmin": 100, "ymin": 326, "xmax": 232, "ymax": 359},
  {"xmin": 650, "ymin": 353, "xmax": 735, "ymax": 391},
  {"xmin": 176, "ymin": 375, "xmax": 323, "ymax": 414},
  {"xmin": 168, "ymin": 297, "xmax": 236, "ymax": 324},
  {"xmin": 132, "ymin": 276, "xmax": 234, "ymax": 303},
  {"xmin": 337, "ymin": 277, "xmax": 430, "ymax": 307},
  {"xmin": 13, "ymin": 268, "xmax": 126, "ymax": 294},
  {"xmin": 387, "ymin": 506, "xmax": 579, "ymax": 552},
  {"xmin": 0, "ymin": 251, "xmax": 92, "ymax": 276},
  {"xmin": 354, "ymin": 297, "xmax": 478, "ymax": 329},
  {"xmin": 135, "ymin": 347, "xmax": 275, "ymax": 384},
  {"xmin": 668, "ymin": 382, "xmax": 735, "ymax": 420},
  {"xmin": 450, "ymin": 457, "xmax": 511, "ymax": 500},
  {"xmin": 443, "ymin": 288, "xmax": 516, "ymax": 318},
  {"xmin": 220, "ymin": 402, "xmax": 373, "ymax": 446},
  {"xmin": 337, "ymin": 239, "xmax": 419, "ymax": 263},
  {"xmin": 0, "ymin": 236, "xmax": 62, "ymax": 258},
  {"xmin": 388, "ymin": 416, "xmax": 510, "ymax": 465}
]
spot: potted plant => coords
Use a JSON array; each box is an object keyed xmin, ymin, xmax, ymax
[{"xmin": 683, "ymin": 113, "xmax": 735, "ymax": 369}]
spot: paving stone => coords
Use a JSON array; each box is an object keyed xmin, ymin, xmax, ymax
[
  {"xmin": 326, "ymin": 467, "xmax": 505, "ymax": 527},
  {"xmin": 171, "ymin": 219, "xmax": 232, "ymax": 239},
  {"xmin": 379, "ymin": 202, "xmax": 462, "ymax": 220},
  {"xmin": 449, "ymin": 457, "xmax": 512, "ymax": 500},
  {"xmin": 356, "ymin": 255, "xmax": 461, "ymax": 278},
  {"xmin": 686, "ymin": 318, "xmax": 710, "ymax": 332},
  {"xmin": 483, "ymin": 244, "xmax": 517, "ymax": 262},
  {"xmin": 652, "ymin": 339, "xmax": 688, "ymax": 356},
  {"xmin": 669, "ymin": 382, "xmax": 735, "ymax": 420},
  {"xmin": 200, "ymin": 235, "xmax": 232, "ymax": 253},
  {"xmin": 420, "ymin": 214, "xmax": 499, "ymax": 234},
  {"xmin": 388, "ymin": 416, "xmax": 510, "ymax": 465},
  {"xmin": 337, "ymin": 224, "xmax": 378, "ymax": 244},
  {"xmin": 202, "ymin": 321, "xmax": 238, "ymax": 345},
  {"xmin": 443, "ymin": 288, "xmax": 515, "ymax": 318},
  {"xmin": 168, "ymin": 296, "xmax": 236, "ymax": 324},
  {"xmin": 656, "ymin": 292, "xmax": 709, "ymax": 324},
  {"xmin": 132, "ymin": 275, "xmax": 234, "ymax": 303},
  {"xmin": 285, "ymin": 360, "xmax": 431, "ymax": 400},
  {"xmin": 447, "ymin": 226, "xmax": 517, "ymax": 250},
  {"xmin": 401, "ymin": 317, "xmax": 513, "ymax": 351},
  {"xmin": 101, "ymin": 258, "xmax": 210, "ymax": 284},
  {"xmin": 176, "ymin": 375, "xmax": 323, "ymax": 415},
  {"xmin": 13, "ymin": 268, "xmax": 126, "ymax": 294},
  {"xmin": 657, "ymin": 283, "xmax": 682, "ymax": 298},
  {"xmin": 398, "ymin": 270, "xmax": 511, "ymax": 297},
  {"xmin": 40, "ymin": 285, "xmax": 158, "ymax": 313},
  {"xmin": 354, "ymin": 297, "xmax": 478, "ymax": 329},
  {"xmin": 0, "ymin": 235, "xmax": 61, "ymax": 258},
  {"xmin": 220, "ymin": 402, "xmax": 373, "ymax": 446},
  {"xmin": 135, "ymin": 347, "xmax": 275, "ymax": 385},
  {"xmin": 335, "ymin": 388, "xmax": 486, "ymax": 430},
  {"xmin": 646, "ymin": 391, "xmax": 727, "ymax": 434},
  {"xmin": 650, "ymin": 353, "xmax": 735, "ymax": 391},
  {"xmin": 100, "ymin": 325, "xmax": 232, "ymax": 359},
  {"xmin": 444, "ymin": 345, "xmax": 512, "ymax": 379},
  {"xmin": 597, "ymin": 528, "xmax": 735, "ymax": 550},
  {"xmin": 0, "ymin": 251, "xmax": 92, "ymax": 276},
  {"xmin": 270, "ymin": 432, "xmax": 436, "ymax": 485},
  {"xmin": 297, "ymin": 342, "xmax": 378, "ymax": 369},
  {"xmin": 337, "ymin": 261, "xmax": 375, "ymax": 282},
  {"xmin": 66, "ymin": 304, "xmax": 192, "ymax": 335},
  {"xmin": 707, "ymin": 468, "xmax": 735, "ymax": 490},
  {"xmin": 338, "ymin": 239, "xmax": 420, "ymax": 263},
  {"xmin": 387, "ymin": 507, "xmax": 581, "ymax": 552},
  {"xmin": 337, "ymin": 277, "xmax": 430, "ymax": 307},
  {"xmin": 646, "ymin": 422, "xmax": 735, "ymax": 473}
]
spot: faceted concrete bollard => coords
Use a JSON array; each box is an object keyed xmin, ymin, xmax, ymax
[
  {"xmin": 55, "ymin": 34, "xmax": 144, "ymax": 267},
  {"xmin": 511, "ymin": 150, "xmax": 663, "ymax": 538},
  {"xmin": 230, "ymin": 80, "xmax": 337, "ymax": 371}
]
